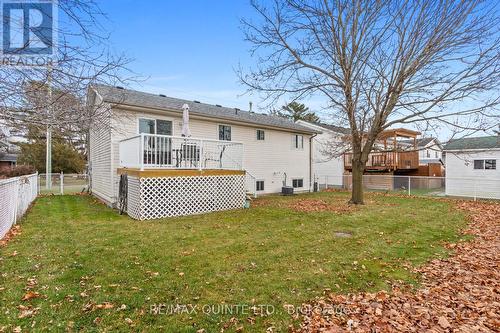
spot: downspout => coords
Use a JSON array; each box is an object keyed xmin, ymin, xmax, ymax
[{"xmin": 309, "ymin": 133, "xmax": 318, "ymax": 192}]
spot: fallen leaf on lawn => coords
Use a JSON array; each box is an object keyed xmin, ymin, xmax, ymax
[
  {"xmin": 17, "ymin": 305, "xmax": 39, "ymax": 318},
  {"xmin": 125, "ymin": 318, "xmax": 133, "ymax": 325},
  {"xmin": 95, "ymin": 302, "xmax": 114, "ymax": 310},
  {"xmin": 438, "ymin": 316, "xmax": 450, "ymax": 328},
  {"xmin": 292, "ymin": 201, "xmax": 500, "ymax": 333},
  {"xmin": 22, "ymin": 291, "xmax": 40, "ymax": 301}
]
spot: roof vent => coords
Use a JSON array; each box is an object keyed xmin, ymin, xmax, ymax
[
  {"xmin": 215, "ymin": 104, "xmax": 222, "ymax": 107},
  {"xmin": 159, "ymin": 94, "xmax": 166, "ymax": 97},
  {"xmin": 193, "ymin": 100, "xmax": 201, "ymax": 103},
  {"xmin": 234, "ymin": 108, "xmax": 240, "ymax": 114},
  {"xmin": 116, "ymin": 86, "xmax": 124, "ymax": 90}
]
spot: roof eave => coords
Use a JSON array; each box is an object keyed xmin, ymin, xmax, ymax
[{"xmin": 108, "ymin": 102, "xmax": 318, "ymax": 134}]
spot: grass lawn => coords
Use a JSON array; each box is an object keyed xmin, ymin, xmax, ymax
[{"xmin": 0, "ymin": 192, "xmax": 468, "ymax": 332}]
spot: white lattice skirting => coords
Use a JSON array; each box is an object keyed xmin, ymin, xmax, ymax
[{"xmin": 126, "ymin": 174, "xmax": 246, "ymax": 220}]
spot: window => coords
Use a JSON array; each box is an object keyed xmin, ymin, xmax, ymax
[
  {"xmin": 219, "ymin": 125, "xmax": 231, "ymax": 141},
  {"xmin": 435, "ymin": 151, "xmax": 438, "ymax": 158},
  {"xmin": 292, "ymin": 134, "xmax": 304, "ymax": 149},
  {"xmin": 292, "ymin": 178, "xmax": 303, "ymax": 188},
  {"xmin": 139, "ymin": 118, "xmax": 155, "ymax": 134},
  {"xmin": 256, "ymin": 180, "xmax": 265, "ymax": 191},
  {"xmin": 257, "ymin": 129, "xmax": 265, "ymax": 141},
  {"xmin": 485, "ymin": 159, "xmax": 497, "ymax": 170},
  {"xmin": 138, "ymin": 118, "xmax": 172, "ymax": 135},
  {"xmin": 156, "ymin": 120, "xmax": 172, "ymax": 135},
  {"xmin": 474, "ymin": 159, "xmax": 497, "ymax": 170},
  {"xmin": 473, "ymin": 160, "xmax": 484, "ymax": 169}
]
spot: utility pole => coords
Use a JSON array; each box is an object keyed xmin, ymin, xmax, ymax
[{"xmin": 46, "ymin": 65, "xmax": 52, "ymax": 189}]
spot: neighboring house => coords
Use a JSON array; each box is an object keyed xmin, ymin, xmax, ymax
[
  {"xmin": 296, "ymin": 120, "xmax": 349, "ymax": 187},
  {"xmin": 0, "ymin": 125, "xmax": 23, "ymax": 170},
  {"xmin": 402, "ymin": 137, "xmax": 443, "ymax": 165},
  {"xmin": 443, "ymin": 136, "xmax": 500, "ymax": 199},
  {"xmin": 87, "ymin": 85, "xmax": 318, "ymax": 218}
]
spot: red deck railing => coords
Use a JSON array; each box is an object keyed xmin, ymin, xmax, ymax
[{"xmin": 344, "ymin": 151, "xmax": 419, "ymax": 170}]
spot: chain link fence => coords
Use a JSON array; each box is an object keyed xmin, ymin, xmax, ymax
[
  {"xmin": 38, "ymin": 173, "xmax": 89, "ymax": 195},
  {"xmin": 0, "ymin": 173, "xmax": 38, "ymax": 239},
  {"xmin": 315, "ymin": 174, "xmax": 500, "ymax": 200}
]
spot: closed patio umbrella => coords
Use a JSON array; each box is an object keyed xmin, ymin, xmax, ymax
[{"xmin": 181, "ymin": 104, "xmax": 191, "ymax": 137}]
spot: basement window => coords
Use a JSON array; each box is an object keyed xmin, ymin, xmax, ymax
[
  {"xmin": 292, "ymin": 178, "xmax": 303, "ymax": 188},
  {"xmin": 256, "ymin": 180, "xmax": 265, "ymax": 191}
]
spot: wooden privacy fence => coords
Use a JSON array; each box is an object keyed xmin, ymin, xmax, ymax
[{"xmin": 0, "ymin": 173, "xmax": 38, "ymax": 239}]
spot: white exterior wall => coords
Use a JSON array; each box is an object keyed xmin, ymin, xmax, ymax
[
  {"xmin": 104, "ymin": 107, "xmax": 312, "ymax": 205},
  {"xmin": 419, "ymin": 140, "xmax": 442, "ymax": 164},
  {"xmin": 297, "ymin": 121, "xmax": 344, "ymax": 186},
  {"xmin": 445, "ymin": 150, "xmax": 500, "ymax": 199},
  {"xmin": 89, "ymin": 96, "xmax": 114, "ymax": 204}
]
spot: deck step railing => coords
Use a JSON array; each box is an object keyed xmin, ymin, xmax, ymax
[{"xmin": 119, "ymin": 134, "xmax": 244, "ymax": 171}]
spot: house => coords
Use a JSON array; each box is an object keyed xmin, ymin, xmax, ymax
[
  {"xmin": 343, "ymin": 128, "xmax": 422, "ymax": 190},
  {"xmin": 401, "ymin": 137, "xmax": 443, "ymax": 165},
  {"xmin": 443, "ymin": 136, "xmax": 500, "ymax": 199},
  {"xmin": 0, "ymin": 125, "xmax": 23, "ymax": 170},
  {"xmin": 87, "ymin": 85, "xmax": 319, "ymax": 219},
  {"xmin": 296, "ymin": 120, "xmax": 349, "ymax": 187}
]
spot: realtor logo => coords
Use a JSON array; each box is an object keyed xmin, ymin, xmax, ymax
[{"xmin": 1, "ymin": 0, "xmax": 57, "ymax": 66}]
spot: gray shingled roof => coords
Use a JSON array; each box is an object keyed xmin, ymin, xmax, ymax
[
  {"xmin": 92, "ymin": 85, "xmax": 318, "ymax": 134},
  {"xmin": 311, "ymin": 122, "xmax": 350, "ymax": 134},
  {"xmin": 444, "ymin": 136, "xmax": 500, "ymax": 150},
  {"xmin": 0, "ymin": 153, "xmax": 17, "ymax": 162},
  {"xmin": 401, "ymin": 137, "xmax": 436, "ymax": 147}
]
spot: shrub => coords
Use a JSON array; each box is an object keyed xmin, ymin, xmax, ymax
[{"xmin": 0, "ymin": 165, "xmax": 37, "ymax": 178}]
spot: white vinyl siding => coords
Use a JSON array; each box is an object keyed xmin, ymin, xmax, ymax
[
  {"xmin": 89, "ymin": 101, "xmax": 114, "ymax": 204},
  {"xmin": 445, "ymin": 151, "xmax": 500, "ymax": 199},
  {"xmin": 93, "ymin": 107, "xmax": 313, "ymax": 205}
]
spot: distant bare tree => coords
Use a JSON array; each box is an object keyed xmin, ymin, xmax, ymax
[
  {"xmin": 239, "ymin": 0, "xmax": 500, "ymax": 204},
  {"xmin": 0, "ymin": 0, "xmax": 136, "ymax": 150}
]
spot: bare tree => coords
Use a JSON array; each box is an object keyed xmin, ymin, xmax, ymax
[
  {"xmin": 239, "ymin": 0, "xmax": 500, "ymax": 204},
  {"xmin": 0, "ymin": 0, "xmax": 136, "ymax": 151}
]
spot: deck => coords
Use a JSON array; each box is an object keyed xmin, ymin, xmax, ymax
[
  {"xmin": 344, "ymin": 151, "xmax": 419, "ymax": 171},
  {"xmin": 119, "ymin": 133, "xmax": 243, "ymax": 171}
]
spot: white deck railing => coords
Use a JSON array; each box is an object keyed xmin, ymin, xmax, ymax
[{"xmin": 119, "ymin": 134, "xmax": 244, "ymax": 171}]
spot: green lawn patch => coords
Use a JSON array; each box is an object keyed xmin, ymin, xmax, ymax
[{"xmin": 0, "ymin": 192, "xmax": 468, "ymax": 332}]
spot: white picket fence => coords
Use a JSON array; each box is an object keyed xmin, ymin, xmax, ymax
[{"xmin": 0, "ymin": 173, "xmax": 38, "ymax": 239}]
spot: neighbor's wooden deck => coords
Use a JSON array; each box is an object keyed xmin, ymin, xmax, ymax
[{"xmin": 344, "ymin": 151, "xmax": 419, "ymax": 171}]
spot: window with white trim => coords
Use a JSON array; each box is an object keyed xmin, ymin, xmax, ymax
[
  {"xmin": 139, "ymin": 118, "xmax": 172, "ymax": 135},
  {"xmin": 257, "ymin": 129, "xmax": 265, "ymax": 141},
  {"xmin": 473, "ymin": 159, "xmax": 496, "ymax": 170},
  {"xmin": 219, "ymin": 125, "xmax": 231, "ymax": 141},
  {"xmin": 292, "ymin": 134, "xmax": 304, "ymax": 149},
  {"xmin": 256, "ymin": 180, "xmax": 265, "ymax": 191},
  {"xmin": 292, "ymin": 178, "xmax": 304, "ymax": 188}
]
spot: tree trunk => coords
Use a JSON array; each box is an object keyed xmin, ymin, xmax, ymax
[{"xmin": 349, "ymin": 159, "xmax": 365, "ymax": 204}]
